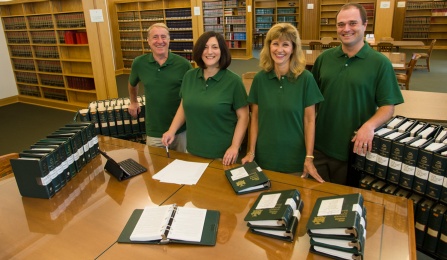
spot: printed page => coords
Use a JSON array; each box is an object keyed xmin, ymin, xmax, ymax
[
  {"xmin": 130, "ymin": 205, "xmax": 172, "ymax": 241},
  {"xmin": 167, "ymin": 207, "xmax": 207, "ymax": 242}
]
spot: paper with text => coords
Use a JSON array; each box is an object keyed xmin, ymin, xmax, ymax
[{"xmin": 152, "ymin": 159, "xmax": 209, "ymax": 185}]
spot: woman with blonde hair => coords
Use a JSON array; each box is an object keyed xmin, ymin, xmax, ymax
[{"xmin": 241, "ymin": 23, "xmax": 324, "ymax": 182}]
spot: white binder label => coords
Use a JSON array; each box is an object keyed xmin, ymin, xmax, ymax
[
  {"xmin": 414, "ymin": 168, "xmax": 429, "ymax": 180},
  {"xmin": 428, "ymin": 172, "xmax": 443, "ymax": 185},
  {"xmin": 389, "ymin": 159, "xmax": 402, "ymax": 170},
  {"xmin": 401, "ymin": 164, "xmax": 415, "ymax": 175}
]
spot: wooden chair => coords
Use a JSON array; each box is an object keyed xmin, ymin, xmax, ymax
[
  {"xmin": 413, "ymin": 39, "xmax": 436, "ymax": 72},
  {"xmin": 396, "ymin": 54, "xmax": 421, "ymax": 90},
  {"xmin": 241, "ymin": 72, "xmax": 256, "ymax": 95},
  {"xmin": 309, "ymin": 41, "xmax": 323, "ymax": 50},
  {"xmin": 0, "ymin": 153, "xmax": 19, "ymax": 178},
  {"xmin": 377, "ymin": 42, "xmax": 395, "ymax": 52}
]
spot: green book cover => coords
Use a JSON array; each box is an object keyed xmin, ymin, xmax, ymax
[
  {"xmin": 307, "ymin": 193, "xmax": 365, "ymax": 239},
  {"xmin": 224, "ymin": 161, "xmax": 271, "ymax": 194},
  {"xmin": 244, "ymin": 189, "xmax": 301, "ymax": 228},
  {"xmin": 310, "ymin": 245, "xmax": 363, "ymax": 260}
]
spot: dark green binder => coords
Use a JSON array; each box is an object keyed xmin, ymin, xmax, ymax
[
  {"xmin": 244, "ymin": 189, "xmax": 301, "ymax": 229},
  {"xmin": 224, "ymin": 161, "xmax": 271, "ymax": 194},
  {"xmin": 118, "ymin": 208, "xmax": 219, "ymax": 246},
  {"xmin": 307, "ymin": 193, "xmax": 365, "ymax": 239},
  {"xmin": 249, "ymin": 216, "xmax": 298, "ymax": 242}
]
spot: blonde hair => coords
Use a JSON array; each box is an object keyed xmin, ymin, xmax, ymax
[
  {"xmin": 259, "ymin": 23, "xmax": 305, "ymax": 79},
  {"xmin": 147, "ymin": 23, "xmax": 170, "ymax": 38}
]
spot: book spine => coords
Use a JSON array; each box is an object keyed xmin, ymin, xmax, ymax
[
  {"xmin": 426, "ymin": 153, "xmax": 447, "ymax": 201},
  {"xmin": 399, "ymin": 145, "xmax": 420, "ymax": 190},
  {"xmin": 375, "ymin": 136, "xmax": 393, "ymax": 180},
  {"xmin": 422, "ymin": 203, "xmax": 447, "ymax": 253},
  {"xmin": 413, "ymin": 148, "xmax": 434, "ymax": 195},
  {"xmin": 364, "ymin": 135, "xmax": 380, "ymax": 175},
  {"xmin": 415, "ymin": 199, "xmax": 435, "ymax": 248}
]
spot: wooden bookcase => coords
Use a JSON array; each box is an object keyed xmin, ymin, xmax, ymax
[
  {"xmin": 0, "ymin": 0, "xmax": 117, "ymax": 111},
  {"xmin": 319, "ymin": 0, "xmax": 375, "ymax": 40},
  {"xmin": 401, "ymin": 0, "xmax": 447, "ymax": 46},
  {"xmin": 198, "ymin": 0, "xmax": 252, "ymax": 59},
  {"xmin": 253, "ymin": 0, "xmax": 301, "ymax": 33},
  {"xmin": 113, "ymin": 0, "xmax": 198, "ymax": 73}
]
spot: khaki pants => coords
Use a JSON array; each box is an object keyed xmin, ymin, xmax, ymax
[{"xmin": 146, "ymin": 131, "xmax": 187, "ymax": 153}]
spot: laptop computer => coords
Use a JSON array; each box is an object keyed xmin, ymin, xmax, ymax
[{"xmin": 98, "ymin": 150, "xmax": 147, "ymax": 181}]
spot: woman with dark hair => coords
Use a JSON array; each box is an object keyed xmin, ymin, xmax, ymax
[
  {"xmin": 241, "ymin": 23, "xmax": 325, "ymax": 182},
  {"xmin": 162, "ymin": 31, "xmax": 249, "ymax": 165}
]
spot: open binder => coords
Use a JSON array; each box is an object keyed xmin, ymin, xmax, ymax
[{"xmin": 118, "ymin": 204, "xmax": 219, "ymax": 246}]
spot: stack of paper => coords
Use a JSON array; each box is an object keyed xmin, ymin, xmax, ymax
[{"xmin": 152, "ymin": 159, "xmax": 209, "ymax": 185}]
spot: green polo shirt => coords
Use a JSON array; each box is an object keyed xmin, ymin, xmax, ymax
[
  {"xmin": 180, "ymin": 68, "xmax": 248, "ymax": 159},
  {"xmin": 312, "ymin": 43, "xmax": 404, "ymax": 161},
  {"xmin": 248, "ymin": 69, "xmax": 324, "ymax": 173},
  {"xmin": 129, "ymin": 52, "xmax": 192, "ymax": 137}
]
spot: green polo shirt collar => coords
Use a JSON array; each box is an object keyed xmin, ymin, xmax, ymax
[
  {"xmin": 197, "ymin": 68, "xmax": 226, "ymax": 81},
  {"xmin": 147, "ymin": 51, "xmax": 175, "ymax": 67},
  {"xmin": 336, "ymin": 41, "xmax": 373, "ymax": 59}
]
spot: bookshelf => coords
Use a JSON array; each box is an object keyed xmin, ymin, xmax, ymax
[
  {"xmin": 113, "ymin": 0, "xmax": 197, "ymax": 73},
  {"xmin": 199, "ymin": 0, "xmax": 252, "ymax": 59},
  {"xmin": 319, "ymin": 0, "xmax": 375, "ymax": 40},
  {"xmin": 0, "ymin": 0, "xmax": 117, "ymax": 111},
  {"xmin": 402, "ymin": 0, "xmax": 447, "ymax": 46},
  {"xmin": 253, "ymin": 0, "xmax": 300, "ymax": 33}
]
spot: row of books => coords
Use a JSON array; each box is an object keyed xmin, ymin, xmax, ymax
[
  {"xmin": 166, "ymin": 20, "xmax": 192, "ymax": 30},
  {"xmin": 42, "ymin": 87, "xmax": 67, "ymax": 101},
  {"xmin": 225, "ymin": 32, "xmax": 246, "ymax": 41},
  {"xmin": 66, "ymin": 76, "xmax": 94, "ymax": 90},
  {"xmin": 12, "ymin": 59, "xmax": 36, "ymax": 71},
  {"xmin": 41, "ymin": 74, "xmax": 64, "ymax": 87},
  {"xmin": 2, "ymin": 16, "xmax": 27, "ymax": 30},
  {"xmin": 9, "ymin": 45, "xmax": 32, "ymax": 57},
  {"xmin": 407, "ymin": 1, "xmax": 447, "ymax": 10},
  {"xmin": 18, "ymin": 84, "xmax": 41, "ymax": 97},
  {"xmin": 78, "ymin": 96, "xmax": 146, "ymax": 138},
  {"xmin": 62, "ymin": 31, "xmax": 88, "ymax": 44},
  {"xmin": 55, "ymin": 13, "xmax": 85, "ymax": 28},
  {"xmin": 359, "ymin": 174, "xmax": 446, "ymax": 259},
  {"xmin": 404, "ymin": 24, "xmax": 431, "ymax": 32},
  {"xmin": 27, "ymin": 15, "xmax": 53, "ymax": 29},
  {"xmin": 15, "ymin": 71, "xmax": 38, "ymax": 84},
  {"xmin": 403, "ymin": 32, "xmax": 430, "ymax": 39},
  {"xmin": 10, "ymin": 122, "xmax": 99, "ymax": 199},
  {"xmin": 353, "ymin": 115, "xmax": 447, "ymax": 203},
  {"xmin": 34, "ymin": 46, "xmax": 59, "ymax": 59},
  {"xmin": 225, "ymin": 24, "xmax": 246, "ymax": 32},
  {"xmin": 405, "ymin": 17, "xmax": 432, "ymax": 24},
  {"xmin": 307, "ymin": 193, "xmax": 366, "ymax": 260}
]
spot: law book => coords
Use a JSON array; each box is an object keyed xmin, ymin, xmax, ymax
[
  {"xmin": 30, "ymin": 144, "xmax": 71, "ymax": 182},
  {"xmin": 422, "ymin": 203, "xmax": 447, "ymax": 253},
  {"xmin": 359, "ymin": 174, "xmax": 377, "ymax": 190},
  {"xmin": 409, "ymin": 193, "xmax": 424, "ymax": 218},
  {"xmin": 78, "ymin": 108, "xmax": 90, "ymax": 122},
  {"xmin": 394, "ymin": 187, "xmax": 411, "ymax": 198},
  {"xmin": 386, "ymin": 133, "xmax": 413, "ymax": 184},
  {"xmin": 138, "ymin": 102, "xmax": 146, "ymax": 133},
  {"xmin": 64, "ymin": 122, "xmax": 99, "ymax": 158},
  {"xmin": 121, "ymin": 104, "xmax": 132, "ymax": 134},
  {"xmin": 114, "ymin": 104, "xmax": 125, "ymax": 135},
  {"xmin": 10, "ymin": 157, "xmax": 56, "ymax": 199},
  {"xmin": 436, "ymin": 211, "xmax": 447, "ymax": 259},
  {"xmin": 399, "ymin": 137, "xmax": 433, "ymax": 190},
  {"xmin": 307, "ymin": 193, "xmax": 365, "ymax": 239},
  {"xmin": 35, "ymin": 138, "xmax": 77, "ymax": 176},
  {"xmin": 224, "ymin": 161, "xmax": 271, "ymax": 194},
  {"xmin": 88, "ymin": 105, "xmax": 101, "ymax": 135},
  {"xmin": 415, "ymin": 198, "xmax": 435, "ymax": 248},
  {"xmin": 97, "ymin": 106, "xmax": 109, "ymax": 136},
  {"xmin": 19, "ymin": 150, "xmax": 63, "ymax": 192},
  {"xmin": 364, "ymin": 128, "xmax": 395, "ymax": 175},
  {"xmin": 117, "ymin": 204, "xmax": 219, "ymax": 246},
  {"xmin": 47, "ymin": 132, "xmax": 85, "ymax": 171},
  {"xmin": 375, "ymin": 131, "xmax": 409, "ymax": 180},
  {"xmin": 57, "ymin": 127, "xmax": 92, "ymax": 163},
  {"xmin": 244, "ymin": 189, "xmax": 301, "ymax": 229},
  {"xmin": 309, "ymin": 245, "xmax": 363, "ymax": 260},
  {"xmin": 413, "ymin": 143, "xmax": 447, "ymax": 195},
  {"xmin": 249, "ymin": 215, "xmax": 298, "ymax": 242},
  {"xmin": 106, "ymin": 106, "xmax": 118, "ymax": 136}
]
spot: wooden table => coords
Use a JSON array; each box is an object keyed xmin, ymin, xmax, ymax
[
  {"xmin": 395, "ymin": 90, "xmax": 447, "ymax": 123},
  {"xmin": 0, "ymin": 137, "xmax": 416, "ymax": 259}
]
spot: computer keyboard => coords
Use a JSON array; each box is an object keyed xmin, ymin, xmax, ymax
[{"xmin": 119, "ymin": 158, "xmax": 147, "ymax": 176}]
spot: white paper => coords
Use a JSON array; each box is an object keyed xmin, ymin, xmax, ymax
[
  {"xmin": 168, "ymin": 207, "xmax": 206, "ymax": 242},
  {"xmin": 194, "ymin": 6, "xmax": 200, "ymax": 16},
  {"xmin": 230, "ymin": 167, "xmax": 249, "ymax": 181},
  {"xmin": 380, "ymin": 1, "xmax": 391, "ymax": 8},
  {"xmin": 318, "ymin": 198, "xmax": 344, "ymax": 216},
  {"xmin": 397, "ymin": 1, "xmax": 406, "ymax": 7},
  {"xmin": 152, "ymin": 159, "xmax": 209, "ymax": 185},
  {"xmin": 256, "ymin": 193, "xmax": 281, "ymax": 209},
  {"xmin": 130, "ymin": 205, "xmax": 172, "ymax": 241},
  {"xmin": 90, "ymin": 9, "xmax": 104, "ymax": 23}
]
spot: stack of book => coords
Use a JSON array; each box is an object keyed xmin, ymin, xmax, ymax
[
  {"xmin": 243, "ymin": 189, "xmax": 303, "ymax": 242},
  {"xmin": 307, "ymin": 193, "xmax": 366, "ymax": 260},
  {"xmin": 224, "ymin": 161, "xmax": 271, "ymax": 194}
]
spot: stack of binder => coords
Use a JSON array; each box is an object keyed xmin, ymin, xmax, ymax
[
  {"xmin": 306, "ymin": 193, "xmax": 366, "ymax": 260},
  {"xmin": 77, "ymin": 96, "xmax": 146, "ymax": 141},
  {"xmin": 243, "ymin": 189, "xmax": 303, "ymax": 242},
  {"xmin": 10, "ymin": 122, "xmax": 99, "ymax": 199},
  {"xmin": 224, "ymin": 161, "xmax": 271, "ymax": 194}
]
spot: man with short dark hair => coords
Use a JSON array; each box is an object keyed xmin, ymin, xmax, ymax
[{"xmin": 310, "ymin": 3, "xmax": 404, "ymax": 185}]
